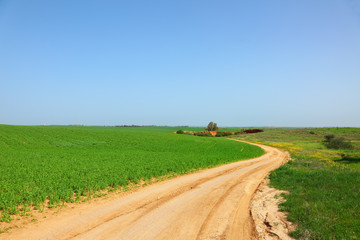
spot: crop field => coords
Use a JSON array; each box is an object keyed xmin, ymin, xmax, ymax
[
  {"xmin": 0, "ymin": 125, "xmax": 264, "ymax": 223},
  {"xmin": 231, "ymin": 128, "xmax": 360, "ymax": 239}
]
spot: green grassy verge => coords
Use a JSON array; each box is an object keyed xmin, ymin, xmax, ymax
[
  {"xmin": 231, "ymin": 128, "xmax": 360, "ymax": 239},
  {"xmin": 0, "ymin": 125, "xmax": 264, "ymax": 223}
]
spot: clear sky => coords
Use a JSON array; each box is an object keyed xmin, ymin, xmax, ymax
[{"xmin": 1, "ymin": 0, "xmax": 359, "ymax": 127}]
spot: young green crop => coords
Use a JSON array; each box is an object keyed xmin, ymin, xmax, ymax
[{"xmin": 0, "ymin": 125, "xmax": 264, "ymax": 222}]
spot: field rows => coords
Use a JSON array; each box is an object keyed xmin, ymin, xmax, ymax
[{"xmin": 0, "ymin": 125, "xmax": 264, "ymax": 222}]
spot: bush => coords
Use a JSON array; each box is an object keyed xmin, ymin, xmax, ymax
[
  {"xmin": 323, "ymin": 135, "xmax": 353, "ymax": 149},
  {"xmin": 242, "ymin": 129, "xmax": 264, "ymax": 134},
  {"xmin": 215, "ymin": 132, "xmax": 225, "ymax": 137},
  {"xmin": 216, "ymin": 131, "xmax": 233, "ymax": 137},
  {"xmin": 176, "ymin": 130, "xmax": 184, "ymax": 134},
  {"xmin": 194, "ymin": 132, "xmax": 213, "ymax": 137},
  {"xmin": 324, "ymin": 134, "xmax": 335, "ymax": 142}
]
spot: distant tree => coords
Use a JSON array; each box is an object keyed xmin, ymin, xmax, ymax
[
  {"xmin": 206, "ymin": 122, "xmax": 214, "ymax": 131},
  {"xmin": 207, "ymin": 122, "xmax": 219, "ymax": 131}
]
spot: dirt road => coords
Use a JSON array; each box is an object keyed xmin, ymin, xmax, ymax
[{"xmin": 1, "ymin": 141, "xmax": 288, "ymax": 240}]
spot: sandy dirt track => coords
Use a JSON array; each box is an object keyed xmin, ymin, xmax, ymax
[{"xmin": 1, "ymin": 140, "xmax": 289, "ymax": 240}]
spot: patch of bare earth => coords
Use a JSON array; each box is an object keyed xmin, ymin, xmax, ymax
[{"xmin": 251, "ymin": 177, "xmax": 296, "ymax": 240}]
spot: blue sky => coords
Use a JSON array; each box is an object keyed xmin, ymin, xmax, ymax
[{"xmin": 1, "ymin": 0, "xmax": 359, "ymax": 127}]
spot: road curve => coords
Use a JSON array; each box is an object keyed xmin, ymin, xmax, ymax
[{"xmin": 1, "ymin": 140, "xmax": 289, "ymax": 240}]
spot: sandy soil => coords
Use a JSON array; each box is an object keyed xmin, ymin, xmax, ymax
[
  {"xmin": 0, "ymin": 141, "xmax": 289, "ymax": 240},
  {"xmin": 251, "ymin": 178, "xmax": 296, "ymax": 240}
]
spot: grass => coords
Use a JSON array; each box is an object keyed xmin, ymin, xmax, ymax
[
  {"xmin": 0, "ymin": 125, "xmax": 264, "ymax": 223},
  {"xmin": 231, "ymin": 127, "xmax": 360, "ymax": 239}
]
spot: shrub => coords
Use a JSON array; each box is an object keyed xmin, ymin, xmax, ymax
[
  {"xmin": 176, "ymin": 130, "xmax": 184, "ymax": 134},
  {"xmin": 207, "ymin": 122, "xmax": 219, "ymax": 131},
  {"xmin": 194, "ymin": 132, "xmax": 213, "ymax": 137},
  {"xmin": 215, "ymin": 132, "xmax": 225, "ymax": 137},
  {"xmin": 323, "ymin": 135, "xmax": 353, "ymax": 149},
  {"xmin": 242, "ymin": 129, "xmax": 264, "ymax": 134},
  {"xmin": 216, "ymin": 131, "xmax": 233, "ymax": 137},
  {"xmin": 324, "ymin": 134, "xmax": 335, "ymax": 142}
]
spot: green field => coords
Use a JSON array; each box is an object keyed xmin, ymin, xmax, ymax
[
  {"xmin": 0, "ymin": 125, "xmax": 264, "ymax": 223},
  {"xmin": 231, "ymin": 128, "xmax": 360, "ymax": 239}
]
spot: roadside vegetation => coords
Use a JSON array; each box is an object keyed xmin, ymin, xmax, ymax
[
  {"xmin": 176, "ymin": 121, "xmax": 264, "ymax": 137},
  {"xmin": 0, "ymin": 125, "xmax": 264, "ymax": 225},
  {"xmin": 231, "ymin": 128, "xmax": 360, "ymax": 239}
]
